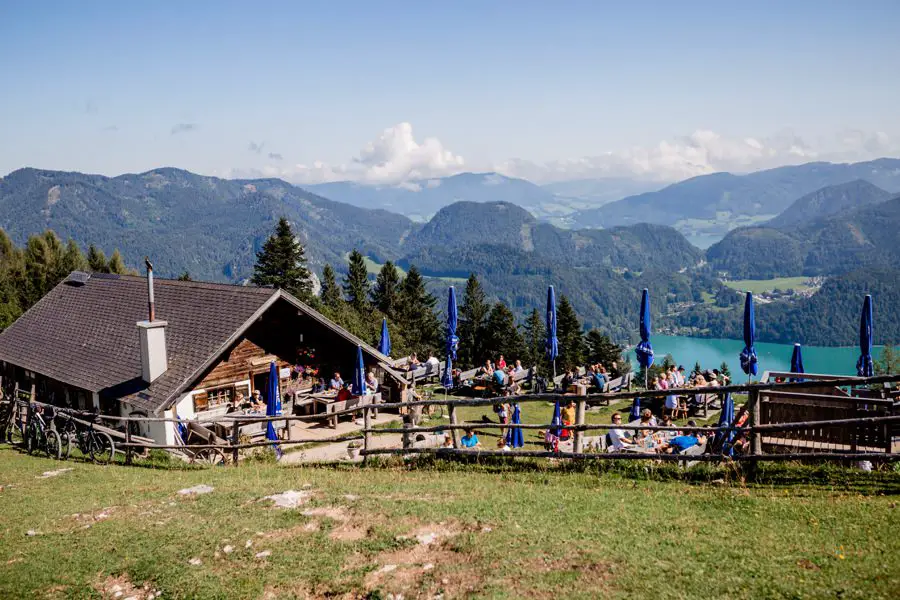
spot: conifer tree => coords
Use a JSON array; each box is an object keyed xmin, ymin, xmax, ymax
[
  {"xmin": 719, "ymin": 361, "xmax": 731, "ymax": 380},
  {"xmin": 458, "ymin": 273, "xmax": 490, "ymax": 367},
  {"xmin": 556, "ymin": 294, "xmax": 586, "ymax": 370},
  {"xmin": 398, "ymin": 265, "xmax": 440, "ymax": 356},
  {"xmin": 585, "ymin": 329, "xmax": 623, "ymax": 368},
  {"xmin": 483, "ymin": 302, "xmax": 526, "ymax": 363},
  {"xmin": 251, "ymin": 217, "xmax": 312, "ymax": 300},
  {"xmin": 319, "ymin": 264, "xmax": 342, "ymax": 309},
  {"xmin": 343, "ymin": 250, "xmax": 371, "ymax": 311},
  {"xmin": 371, "ymin": 261, "xmax": 401, "ymax": 318},
  {"xmin": 60, "ymin": 239, "xmax": 87, "ymax": 276},
  {"xmin": 875, "ymin": 345, "xmax": 897, "ymax": 375},
  {"xmin": 522, "ymin": 307, "xmax": 546, "ymax": 368},
  {"xmin": 107, "ymin": 249, "xmax": 129, "ymax": 275},
  {"xmin": 87, "ymin": 245, "xmax": 109, "ymax": 273},
  {"xmin": 178, "ymin": 271, "xmax": 192, "ymax": 281}
]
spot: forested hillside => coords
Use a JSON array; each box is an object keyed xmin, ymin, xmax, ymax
[
  {"xmin": 670, "ymin": 267, "xmax": 900, "ymax": 346},
  {"xmin": 707, "ymin": 196, "xmax": 900, "ymax": 278}
]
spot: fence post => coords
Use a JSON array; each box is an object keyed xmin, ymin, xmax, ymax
[
  {"xmin": 125, "ymin": 427, "xmax": 133, "ymax": 465},
  {"xmin": 448, "ymin": 404, "xmax": 460, "ymax": 449},
  {"xmin": 573, "ymin": 398, "xmax": 586, "ymax": 453},
  {"xmin": 363, "ymin": 405, "xmax": 371, "ymax": 464},
  {"xmin": 231, "ymin": 420, "xmax": 240, "ymax": 465},
  {"xmin": 749, "ymin": 388, "xmax": 762, "ymax": 457}
]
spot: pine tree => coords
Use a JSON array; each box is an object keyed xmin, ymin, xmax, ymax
[
  {"xmin": 398, "ymin": 265, "xmax": 441, "ymax": 357},
  {"xmin": 59, "ymin": 239, "xmax": 87, "ymax": 276},
  {"xmin": 556, "ymin": 294, "xmax": 586, "ymax": 370},
  {"xmin": 585, "ymin": 329, "xmax": 623, "ymax": 368},
  {"xmin": 251, "ymin": 217, "xmax": 312, "ymax": 300},
  {"xmin": 875, "ymin": 345, "xmax": 897, "ymax": 375},
  {"xmin": 319, "ymin": 264, "xmax": 342, "ymax": 309},
  {"xmin": 458, "ymin": 274, "xmax": 490, "ymax": 368},
  {"xmin": 371, "ymin": 261, "xmax": 401, "ymax": 318},
  {"xmin": 107, "ymin": 249, "xmax": 129, "ymax": 275},
  {"xmin": 719, "ymin": 361, "xmax": 732, "ymax": 380},
  {"xmin": 483, "ymin": 302, "xmax": 526, "ymax": 363},
  {"xmin": 343, "ymin": 250, "xmax": 371, "ymax": 311},
  {"xmin": 178, "ymin": 271, "xmax": 192, "ymax": 281},
  {"xmin": 692, "ymin": 361, "xmax": 703, "ymax": 378},
  {"xmin": 87, "ymin": 245, "xmax": 109, "ymax": 273},
  {"xmin": 522, "ymin": 308, "xmax": 546, "ymax": 369}
]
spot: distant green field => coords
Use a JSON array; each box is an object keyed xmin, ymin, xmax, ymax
[
  {"xmin": 724, "ymin": 277, "xmax": 814, "ymax": 294},
  {"xmin": 346, "ymin": 253, "xmax": 467, "ymax": 284}
]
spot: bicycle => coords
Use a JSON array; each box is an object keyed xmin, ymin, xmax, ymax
[
  {"xmin": 421, "ymin": 390, "xmax": 445, "ymax": 420},
  {"xmin": 58, "ymin": 412, "xmax": 115, "ymax": 464},
  {"xmin": 24, "ymin": 405, "xmax": 62, "ymax": 459}
]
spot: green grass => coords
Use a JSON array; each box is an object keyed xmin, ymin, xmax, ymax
[
  {"xmin": 1, "ymin": 446, "xmax": 898, "ymax": 599},
  {"xmin": 343, "ymin": 253, "xmax": 467, "ymax": 284},
  {"xmin": 723, "ymin": 277, "xmax": 814, "ymax": 294}
]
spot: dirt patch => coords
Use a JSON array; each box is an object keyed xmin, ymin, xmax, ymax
[
  {"xmin": 94, "ymin": 574, "xmax": 162, "ymax": 600},
  {"xmin": 798, "ymin": 558, "xmax": 821, "ymax": 571}
]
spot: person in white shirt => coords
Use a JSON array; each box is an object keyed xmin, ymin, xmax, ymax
[
  {"xmin": 365, "ymin": 370, "xmax": 378, "ymax": 393},
  {"xmin": 607, "ymin": 412, "xmax": 634, "ymax": 451}
]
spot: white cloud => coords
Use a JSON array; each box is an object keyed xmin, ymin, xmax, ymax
[
  {"xmin": 226, "ymin": 124, "xmax": 899, "ymax": 186},
  {"xmin": 496, "ymin": 128, "xmax": 899, "ymax": 183},
  {"xmin": 235, "ymin": 123, "xmax": 466, "ymax": 185}
]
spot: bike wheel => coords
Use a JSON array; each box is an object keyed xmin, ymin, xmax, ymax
[
  {"xmin": 190, "ymin": 448, "xmax": 225, "ymax": 466},
  {"xmin": 45, "ymin": 430, "xmax": 62, "ymax": 460},
  {"xmin": 89, "ymin": 431, "xmax": 115, "ymax": 464},
  {"xmin": 60, "ymin": 432, "xmax": 72, "ymax": 460}
]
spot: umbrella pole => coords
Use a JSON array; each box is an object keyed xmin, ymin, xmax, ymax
[{"xmin": 552, "ymin": 360, "xmax": 557, "ymax": 390}]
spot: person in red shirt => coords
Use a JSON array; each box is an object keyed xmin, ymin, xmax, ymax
[{"xmin": 497, "ymin": 355, "xmax": 507, "ymax": 369}]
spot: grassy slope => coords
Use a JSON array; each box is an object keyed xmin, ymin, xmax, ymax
[{"xmin": 1, "ymin": 447, "xmax": 898, "ymax": 599}]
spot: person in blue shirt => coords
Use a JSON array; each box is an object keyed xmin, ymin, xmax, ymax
[
  {"xmin": 492, "ymin": 368, "xmax": 507, "ymax": 387},
  {"xmin": 329, "ymin": 372, "xmax": 344, "ymax": 391},
  {"xmin": 665, "ymin": 420, "xmax": 707, "ymax": 453},
  {"xmin": 460, "ymin": 428, "xmax": 481, "ymax": 448}
]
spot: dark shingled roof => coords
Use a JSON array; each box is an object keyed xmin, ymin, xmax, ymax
[{"xmin": 0, "ymin": 274, "xmax": 277, "ymax": 413}]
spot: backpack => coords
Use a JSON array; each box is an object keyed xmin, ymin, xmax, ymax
[{"xmin": 534, "ymin": 376, "xmax": 547, "ymax": 394}]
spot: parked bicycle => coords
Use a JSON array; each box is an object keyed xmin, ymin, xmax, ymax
[
  {"xmin": 25, "ymin": 404, "xmax": 62, "ymax": 459},
  {"xmin": 57, "ymin": 412, "xmax": 115, "ymax": 464}
]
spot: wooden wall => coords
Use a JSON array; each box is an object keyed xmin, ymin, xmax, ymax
[{"xmin": 196, "ymin": 338, "xmax": 290, "ymax": 391}]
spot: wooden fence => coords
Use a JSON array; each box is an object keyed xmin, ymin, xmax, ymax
[{"xmin": 2, "ymin": 373, "xmax": 899, "ymax": 465}]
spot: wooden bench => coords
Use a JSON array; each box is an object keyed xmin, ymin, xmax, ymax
[{"xmin": 318, "ymin": 392, "xmax": 382, "ymax": 429}]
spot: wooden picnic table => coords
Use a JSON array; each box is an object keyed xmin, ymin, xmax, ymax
[{"xmin": 298, "ymin": 391, "xmax": 383, "ymax": 429}]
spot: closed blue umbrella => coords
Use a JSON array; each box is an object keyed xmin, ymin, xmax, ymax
[
  {"xmin": 550, "ymin": 400, "xmax": 562, "ymax": 438},
  {"xmin": 442, "ymin": 287, "xmax": 459, "ymax": 389},
  {"xmin": 857, "ymin": 295, "xmax": 874, "ymax": 377},
  {"xmin": 739, "ymin": 293, "xmax": 759, "ymax": 380},
  {"xmin": 629, "ymin": 396, "xmax": 641, "ymax": 422},
  {"xmin": 378, "ymin": 318, "xmax": 391, "ymax": 357},
  {"xmin": 715, "ymin": 392, "xmax": 735, "ymax": 455},
  {"xmin": 505, "ymin": 404, "xmax": 524, "ymax": 448},
  {"xmin": 352, "ymin": 345, "xmax": 365, "ymax": 396},
  {"xmin": 635, "ymin": 288, "xmax": 654, "ymax": 391},
  {"xmin": 265, "ymin": 360, "xmax": 283, "ymax": 459},
  {"xmin": 545, "ymin": 286, "xmax": 559, "ymax": 382},
  {"xmin": 790, "ymin": 343, "xmax": 804, "ymax": 382}
]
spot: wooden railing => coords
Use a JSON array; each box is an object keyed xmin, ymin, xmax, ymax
[{"xmin": 2, "ymin": 374, "xmax": 898, "ymax": 465}]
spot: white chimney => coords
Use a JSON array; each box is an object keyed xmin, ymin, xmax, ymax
[{"xmin": 137, "ymin": 258, "xmax": 168, "ymax": 383}]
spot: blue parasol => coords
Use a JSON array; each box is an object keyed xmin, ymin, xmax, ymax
[
  {"xmin": 378, "ymin": 317, "xmax": 391, "ymax": 357},
  {"xmin": 546, "ymin": 286, "xmax": 559, "ymax": 382},
  {"xmin": 715, "ymin": 392, "xmax": 735, "ymax": 455},
  {"xmin": 265, "ymin": 360, "xmax": 283, "ymax": 459},
  {"xmin": 550, "ymin": 400, "xmax": 562, "ymax": 438},
  {"xmin": 635, "ymin": 288, "xmax": 654, "ymax": 371},
  {"xmin": 505, "ymin": 404, "xmax": 524, "ymax": 448},
  {"xmin": 790, "ymin": 343, "xmax": 805, "ymax": 382},
  {"xmin": 739, "ymin": 292, "xmax": 759, "ymax": 378},
  {"xmin": 442, "ymin": 287, "xmax": 459, "ymax": 389},
  {"xmin": 857, "ymin": 295, "xmax": 874, "ymax": 377},
  {"xmin": 352, "ymin": 345, "xmax": 365, "ymax": 396},
  {"xmin": 629, "ymin": 396, "xmax": 641, "ymax": 422}
]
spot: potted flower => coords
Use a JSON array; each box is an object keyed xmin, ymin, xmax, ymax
[{"xmin": 346, "ymin": 440, "xmax": 363, "ymax": 460}]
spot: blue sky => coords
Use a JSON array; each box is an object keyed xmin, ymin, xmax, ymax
[{"xmin": 2, "ymin": 0, "xmax": 899, "ymax": 184}]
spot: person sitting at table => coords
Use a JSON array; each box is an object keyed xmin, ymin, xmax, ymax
[
  {"xmin": 365, "ymin": 370, "xmax": 378, "ymax": 394},
  {"xmin": 560, "ymin": 370, "xmax": 574, "ymax": 392},
  {"xmin": 507, "ymin": 369, "xmax": 522, "ymax": 395},
  {"xmin": 312, "ymin": 377, "xmax": 325, "ymax": 393},
  {"xmin": 330, "ymin": 372, "xmax": 344, "ymax": 391},
  {"xmin": 591, "ymin": 365, "xmax": 607, "ymax": 391},
  {"xmin": 407, "ymin": 353, "xmax": 421, "ymax": 371},
  {"xmin": 607, "ymin": 412, "xmax": 635, "ymax": 452},
  {"xmin": 460, "ymin": 428, "xmax": 481, "ymax": 448},
  {"xmin": 497, "ymin": 354, "xmax": 507, "ymax": 369},
  {"xmin": 426, "ymin": 354, "xmax": 440, "ymax": 369},
  {"xmin": 492, "ymin": 365, "xmax": 507, "ymax": 388},
  {"xmin": 663, "ymin": 421, "xmax": 707, "ymax": 454},
  {"xmin": 232, "ymin": 391, "xmax": 247, "ymax": 410},
  {"xmin": 337, "ymin": 383, "xmax": 353, "ymax": 402},
  {"xmin": 442, "ymin": 434, "xmax": 454, "ymax": 448},
  {"xmin": 479, "ymin": 360, "xmax": 493, "ymax": 379},
  {"xmin": 250, "ymin": 390, "xmax": 265, "ymax": 412},
  {"xmin": 514, "ymin": 359, "xmax": 524, "ymax": 374},
  {"xmin": 561, "ymin": 399, "xmax": 577, "ymax": 441},
  {"xmin": 659, "ymin": 414, "xmax": 676, "ymax": 440},
  {"xmin": 733, "ymin": 405, "xmax": 750, "ymax": 428}
]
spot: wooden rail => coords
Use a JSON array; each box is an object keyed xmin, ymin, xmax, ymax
[{"xmin": 3, "ymin": 373, "xmax": 897, "ymax": 466}]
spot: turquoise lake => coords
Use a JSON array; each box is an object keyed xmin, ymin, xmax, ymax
[{"xmin": 628, "ymin": 335, "xmax": 883, "ymax": 380}]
